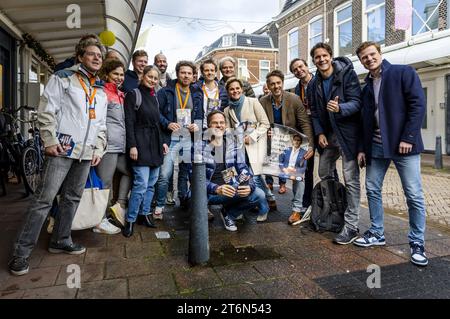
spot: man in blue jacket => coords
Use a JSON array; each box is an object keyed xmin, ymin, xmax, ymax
[
  {"xmin": 203, "ymin": 110, "xmax": 269, "ymax": 231},
  {"xmin": 154, "ymin": 61, "xmax": 203, "ymax": 219},
  {"xmin": 122, "ymin": 50, "xmax": 148, "ymax": 93},
  {"xmin": 308, "ymin": 42, "xmax": 362, "ymax": 245},
  {"xmin": 354, "ymin": 41, "xmax": 428, "ymax": 267}
]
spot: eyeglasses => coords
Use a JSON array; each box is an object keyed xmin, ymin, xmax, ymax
[{"xmin": 85, "ymin": 51, "xmax": 103, "ymax": 59}]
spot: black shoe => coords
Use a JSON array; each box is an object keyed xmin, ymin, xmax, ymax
[
  {"xmin": 141, "ymin": 214, "xmax": 156, "ymax": 228},
  {"xmin": 48, "ymin": 242, "xmax": 86, "ymax": 255},
  {"xmin": 8, "ymin": 257, "xmax": 29, "ymax": 276},
  {"xmin": 122, "ymin": 221, "xmax": 134, "ymax": 237},
  {"xmin": 333, "ymin": 226, "xmax": 359, "ymax": 245}
]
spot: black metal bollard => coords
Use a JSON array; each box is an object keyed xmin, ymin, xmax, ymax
[
  {"xmin": 435, "ymin": 136, "xmax": 443, "ymax": 169},
  {"xmin": 188, "ymin": 162, "xmax": 209, "ymax": 265}
]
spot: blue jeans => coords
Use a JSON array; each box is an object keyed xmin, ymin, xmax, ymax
[
  {"xmin": 127, "ymin": 166, "xmax": 160, "ymax": 222},
  {"xmin": 253, "ymin": 175, "xmax": 275, "ymax": 201},
  {"xmin": 208, "ymin": 187, "xmax": 269, "ymax": 219},
  {"xmin": 292, "ymin": 180, "xmax": 305, "ymax": 213},
  {"xmin": 265, "ymin": 175, "xmax": 286, "ymax": 185},
  {"xmin": 155, "ymin": 139, "xmax": 190, "ymax": 208},
  {"xmin": 366, "ymin": 142, "xmax": 426, "ymax": 244}
]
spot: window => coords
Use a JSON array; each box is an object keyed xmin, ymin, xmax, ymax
[
  {"xmin": 364, "ymin": 0, "xmax": 385, "ymax": 44},
  {"xmin": 309, "ymin": 16, "xmax": 323, "ymax": 63},
  {"xmin": 334, "ymin": 2, "xmax": 353, "ymax": 56},
  {"xmin": 222, "ymin": 35, "xmax": 232, "ymax": 47},
  {"xmin": 259, "ymin": 60, "xmax": 270, "ymax": 83},
  {"xmin": 412, "ymin": 0, "xmax": 440, "ymax": 35},
  {"xmin": 238, "ymin": 59, "xmax": 248, "ymax": 80},
  {"xmin": 246, "ymin": 38, "xmax": 252, "ymax": 45},
  {"xmin": 287, "ymin": 28, "xmax": 299, "ymax": 70},
  {"xmin": 29, "ymin": 60, "xmax": 39, "ymax": 83}
]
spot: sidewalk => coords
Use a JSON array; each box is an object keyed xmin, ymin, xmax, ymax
[{"xmin": 1, "ymin": 181, "xmax": 449, "ymax": 299}]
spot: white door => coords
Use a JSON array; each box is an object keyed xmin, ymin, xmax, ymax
[{"xmin": 420, "ymin": 81, "xmax": 435, "ymax": 151}]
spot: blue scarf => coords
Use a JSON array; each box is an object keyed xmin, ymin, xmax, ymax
[{"xmin": 228, "ymin": 95, "xmax": 245, "ymax": 122}]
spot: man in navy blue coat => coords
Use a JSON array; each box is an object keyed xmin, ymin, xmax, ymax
[
  {"xmin": 354, "ymin": 41, "xmax": 428, "ymax": 267},
  {"xmin": 308, "ymin": 42, "xmax": 362, "ymax": 245}
]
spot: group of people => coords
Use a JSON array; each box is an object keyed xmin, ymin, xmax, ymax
[{"xmin": 8, "ymin": 33, "xmax": 428, "ymax": 277}]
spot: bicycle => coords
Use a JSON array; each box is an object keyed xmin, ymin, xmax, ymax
[{"xmin": 0, "ymin": 106, "xmax": 43, "ymax": 196}]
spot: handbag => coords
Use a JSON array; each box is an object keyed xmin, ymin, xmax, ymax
[{"xmin": 70, "ymin": 168, "xmax": 110, "ymax": 230}]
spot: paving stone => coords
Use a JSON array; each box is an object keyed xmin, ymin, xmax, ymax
[
  {"xmin": 84, "ymin": 246, "xmax": 125, "ymax": 263},
  {"xmin": 22, "ymin": 285, "xmax": 77, "ymax": 299},
  {"xmin": 354, "ymin": 247, "xmax": 408, "ymax": 266},
  {"xmin": 125, "ymin": 241, "xmax": 165, "ymax": 259},
  {"xmin": 251, "ymin": 259, "xmax": 297, "ymax": 279},
  {"xmin": 0, "ymin": 290, "xmax": 25, "ymax": 299},
  {"xmin": 77, "ymin": 279, "xmax": 127, "ymax": 299},
  {"xmin": 39, "ymin": 253, "xmax": 85, "ymax": 267},
  {"xmin": 105, "ymin": 259, "xmax": 163, "ymax": 279},
  {"xmin": 251, "ymin": 278, "xmax": 309, "ymax": 299},
  {"xmin": 199, "ymin": 284, "xmax": 260, "ymax": 299},
  {"xmin": 173, "ymin": 267, "xmax": 222, "ymax": 293},
  {"xmin": 1, "ymin": 266, "xmax": 60, "ymax": 291},
  {"xmin": 129, "ymin": 273, "xmax": 178, "ymax": 298},
  {"xmin": 288, "ymin": 273, "xmax": 334, "ymax": 299},
  {"xmin": 71, "ymin": 231, "xmax": 107, "ymax": 248},
  {"xmin": 55, "ymin": 263, "xmax": 104, "ymax": 285},
  {"xmin": 214, "ymin": 264, "xmax": 265, "ymax": 285}
]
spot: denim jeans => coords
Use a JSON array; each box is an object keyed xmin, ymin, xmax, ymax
[
  {"xmin": 292, "ymin": 180, "xmax": 306, "ymax": 212},
  {"xmin": 318, "ymin": 133, "xmax": 360, "ymax": 231},
  {"xmin": 253, "ymin": 175, "xmax": 275, "ymax": 201},
  {"xmin": 155, "ymin": 139, "xmax": 190, "ymax": 208},
  {"xmin": 127, "ymin": 166, "xmax": 160, "ymax": 222},
  {"xmin": 208, "ymin": 187, "xmax": 269, "ymax": 219},
  {"xmin": 366, "ymin": 142, "xmax": 426, "ymax": 244},
  {"xmin": 13, "ymin": 156, "xmax": 91, "ymax": 258},
  {"xmin": 265, "ymin": 175, "xmax": 286, "ymax": 185}
]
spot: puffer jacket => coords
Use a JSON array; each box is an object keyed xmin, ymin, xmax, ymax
[
  {"xmin": 308, "ymin": 57, "xmax": 362, "ymax": 159},
  {"xmin": 38, "ymin": 64, "xmax": 107, "ymax": 160},
  {"xmin": 103, "ymin": 82, "xmax": 126, "ymax": 153}
]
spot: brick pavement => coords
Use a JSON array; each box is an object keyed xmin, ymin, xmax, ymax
[{"xmin": 0, "ymin": 180, "xmax": 449, "ymax": 300}]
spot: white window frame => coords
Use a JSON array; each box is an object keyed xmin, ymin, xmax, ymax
[
  {"xmin": 334, "ymin": 1, "xmax": 353, "ymax": 57},
  {"xmin": 259, "ymin": 60, "xmax": 270, "ymax": 83},
  {"xmin": 308, "ymin": 15, "xmax": 323, "ymax": 65},
  {"xmin": 362, "ymin": 0, "xmax": 386, "ymax": 43},
  {"xmin": 406, "ymin": 0, "xmax": 442, "ymax": 39},
  {"xmin": 222, "ymin": 35, "xmax": 232, "ymax": 47},
  {"xmin": 237, "ymin": 58, "xmax": 248, "ymax": 80},
  {"xmin": 287, "ymin": 27, "xmax": 299, "ymax": 73}
]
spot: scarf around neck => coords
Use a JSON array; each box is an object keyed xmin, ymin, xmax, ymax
[{"xmin": 229, "ymin": 95, "xmax": 245, "ymax": 122}]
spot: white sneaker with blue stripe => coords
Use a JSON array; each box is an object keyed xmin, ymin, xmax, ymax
[
  {"xmin": 410, "ymin": 242, "xmax": 428, "ymax": 266},
  {"xmin": 353, "ymin": 230, "xmax": 386, "ymax": 247}
]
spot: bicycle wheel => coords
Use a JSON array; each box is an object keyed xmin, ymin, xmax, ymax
[{"xmin": 21, "ymin": 146, "xmax": 40, "ymax": 193}]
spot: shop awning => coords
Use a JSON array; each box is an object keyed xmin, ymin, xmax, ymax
[{"xmin": 0, "ymin": 0, "xmax": 148, "ymax": 66}]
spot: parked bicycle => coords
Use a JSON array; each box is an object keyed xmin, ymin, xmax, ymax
[{"xmin": 0, "ymin": 106, "xmax": 44, "ymax": 196}]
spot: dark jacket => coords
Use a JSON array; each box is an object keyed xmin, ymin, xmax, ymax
[
  {"xmin": 54, "ymin": 57, "xmax": 76, "ymax": 73},
  {"xmin": 124, "ymin": 85, "xmax": 164, "ymax": 167},
  {"xmin": 122, "ymin": 70, "xmax": 140, "ymax": 93},
  {"xmin": 157, "ymin": 79, "xmax": 203, "ymax": 145},
  {"xmin": 259, "ymin": 91, "xmax": 314, "ymax": 149},
  {"xmin": 308, "ymin": 57, "xmax": 362, "ymax": 159},
  {"xmin": 219, "ymin": 77, "xmax": 255, "ymax": 98},
  {"xmin": 193, "ymin": 80, "xmax": 229, "ymax": 112},
  {"xmin": 279, "ymin": 147, "xmax": 308, "ymax": 177},
  {"xmin": 360, "ymin": 59, "xmax": 425, "ymax": 162}
]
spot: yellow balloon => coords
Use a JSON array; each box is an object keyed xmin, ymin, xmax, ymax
[{"xmin": 99, "ymin": 30, "xmax": 116, "ymax": 47}]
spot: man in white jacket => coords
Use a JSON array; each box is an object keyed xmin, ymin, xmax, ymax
[{"xmin": 8, "ymin": 39, "xmax": 108, "ymax": 276}]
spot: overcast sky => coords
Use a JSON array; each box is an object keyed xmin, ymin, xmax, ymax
[{"xmin": 138, "ymin": 0, "xmax": 281, "ymax": 75}]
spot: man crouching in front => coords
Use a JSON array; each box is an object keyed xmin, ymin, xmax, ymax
[{"xmin": 203, "ymin": 110, "xmax": 269, "ymax": 231}]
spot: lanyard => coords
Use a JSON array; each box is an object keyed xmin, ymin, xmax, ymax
[
  {"xmin": 202, "ymin": 83, "xmax": 219, "ymax": 99},
  {"xmin": 77, "ymin": 73, "xmax": 97, "ymax": 107},
  {"xmin": 176, "ymin": 83, "xmax": 190, "ymax": 110}
]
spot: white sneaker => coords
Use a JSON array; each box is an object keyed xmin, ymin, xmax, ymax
[
  {"xmin": 110, "ymin": 203, "xmax": 125, "ymax": 227},
  {"xmin": 47, "ymin": 216, "xmax": 55, "ymax": 234},
  {"xmin": 256, "ymin": 213, "xmax": 268, "ymax": 222},
  {"xmin": 154, "ymin": 206, "xmax": 163, "ymax": 220},
  {"xmin": 93, "ymin": 218, "xmax": 121, "ymax": 234}
]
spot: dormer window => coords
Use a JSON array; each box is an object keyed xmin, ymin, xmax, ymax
[{"xmin": 222, "ymin": 35, "xmax": 232, "ymax": 47}]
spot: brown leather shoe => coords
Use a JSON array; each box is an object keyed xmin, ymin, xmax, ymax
[
  {"xmin": 268, "ymin": 200, "xmax": 277, "ymax": 211},
  {"xmin": 278, "ymin": 183, "xmax": 286, "ymax": 194},
  {"xmin": 288, "ymin": 211, "xmax": 302, "ymax": 226},
  {"xmin": 267, "ymin": 183, "xmax": 273, "ymax": 191}
]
